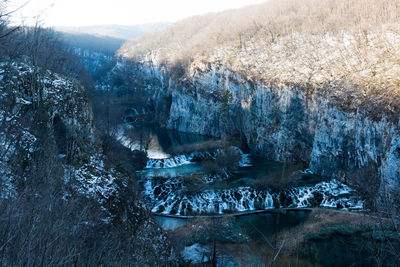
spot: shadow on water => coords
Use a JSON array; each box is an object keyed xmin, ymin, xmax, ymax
[
  {"xmin": 234, "ymin": 211, "xmax": 310, "ymax": 241},
  {"xmin": 122, "ymin": 123, "xmax": 215, "ymax": 154}
]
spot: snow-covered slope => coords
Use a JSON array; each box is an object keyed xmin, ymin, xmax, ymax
[{"xmin": 0, "ymin": 61, "xmax": 178, "ymax": 264}]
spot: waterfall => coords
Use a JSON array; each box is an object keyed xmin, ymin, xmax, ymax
[
  {"xmin": 146, "ymin": 154, "xmax": 194, "ymax": 168},
  {"xmin": 145, "ymin": 146, "xmax": 252, "ymax": 169},
  {"xmin": 143, "ymin": 179, "xmax": 363, "ymax": 216}
]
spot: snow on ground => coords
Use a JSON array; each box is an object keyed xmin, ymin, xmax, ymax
[
  {"xmin": 0, "ymin": 61, "xmax": 117, "ymax": 205},
  {"xmin": 181, "ymin": 243, "xmax": 211, "ymax": 264},
  {"xmin": 64, "ymin": 155, "xmax": 119, "ymax": 202},
  {"xmin": 0, "ymin": 162, "xmax": 16, "ymax": 199}
]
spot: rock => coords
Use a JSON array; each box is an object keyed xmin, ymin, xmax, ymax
[
  {"xmin": 309, "ymin": 191, "xmax": 324, "ymax": 206},
  {"xmin": 115, "ymin": 58, "xmax": 399, "ymax": 202}
]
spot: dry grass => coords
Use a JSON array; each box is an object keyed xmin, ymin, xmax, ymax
[
  {"xmin": 119, "ymin": 0, "xmax": 400, "ymax": 62},
  {"xmin": 202, "ymin": 29, "xmax": 400, "ymax": 119}
]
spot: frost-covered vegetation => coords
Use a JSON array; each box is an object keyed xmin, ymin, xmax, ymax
[
  {"xmin": 0, "ymin": 61, "xmax": 176, "ymax": 266},
  {"xmin": 0, "ymin": 4, "xmax": 178, "ymax": 266}
]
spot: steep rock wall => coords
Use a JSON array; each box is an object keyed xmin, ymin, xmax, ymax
[{"xmin": 124, "ymin": 59, "xmax": 400, "ymax": 195}]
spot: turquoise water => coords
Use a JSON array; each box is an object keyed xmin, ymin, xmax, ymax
[
  {"xmin": 155, "ymin": 211, "xmax": 310, "ymax": 239},
  {"xmin": 234, "ymin": 211, "xmax": 310, "ymax": 240},
  {"xmin": 125, "ymin": 124, "xmax": 326, "ymax": 189},
  {"xmin": 122, "ymin": 124, "xmax": 377, "ymax": 266}
]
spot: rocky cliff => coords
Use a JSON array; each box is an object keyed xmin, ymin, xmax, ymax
[
  {"xmin": 113, "ymin": 56, "xmax": 399, "ymax": 201},
  {"xmin": 114, "ymin": 0, "xmax": 400, "ymax": 207},
  {"xmin": 0, "ymin": 61, "xmax": 178, "ymax": 265}
]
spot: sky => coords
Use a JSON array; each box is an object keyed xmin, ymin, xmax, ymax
[{"xmin": 8, "ymin": 0, "xmax": 267, "ymax": 27}]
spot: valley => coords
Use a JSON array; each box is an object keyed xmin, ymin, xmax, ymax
[{"xmin": 1, "ymin": 0, "xmax": 399, "ymax": 266}]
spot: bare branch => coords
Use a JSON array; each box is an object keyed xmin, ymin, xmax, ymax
[{"xmin": 0, "ymin": 0, "xmax": 31, "ymax": 18}]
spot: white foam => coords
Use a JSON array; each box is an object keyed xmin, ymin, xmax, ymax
[
  {"xmin": 146, "ymin": 154, "xmax": 194, "ymax": 168},
  {"xmin": 144, "ymin": 179, "xmax": 363, "ymax": 215}
]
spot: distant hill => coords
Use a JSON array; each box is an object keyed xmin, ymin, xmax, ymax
[
  {"xmin": 56, "ymin": 31, "xmax": 124, "ymax": 77},
  {"xmin": 58, "ymin": 32, "xmax": 125, "ymax": 54},
  {"xmin": 56, "ymin": 23, "xmax": 170, "ymax": 40}
]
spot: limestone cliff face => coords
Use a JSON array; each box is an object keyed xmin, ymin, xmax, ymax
[
  {"xmin": 122, "ymin": 58, "xmax": 399, "ymax": 194},
  {"xmin": 0, "ymin": 62, "xmax": 96, "ymax": 165}
]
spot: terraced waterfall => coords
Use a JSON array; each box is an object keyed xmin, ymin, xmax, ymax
[
  {"xmin": 119, "ymin": 125, "xmax": 363, "ymax": 216},
  {"xmin": 117, "ymin": 124, "xmax": 369, "ymax": 266}
]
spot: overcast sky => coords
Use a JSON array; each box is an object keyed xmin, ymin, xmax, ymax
[{"xmin": 8, "ymin": 0, "xmax": 267, "ymax": 27}]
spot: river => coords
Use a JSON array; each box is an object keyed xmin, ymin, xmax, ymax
[{"xmin": 117, "ymin": 123, "xmax": 381, "ymax": 266}]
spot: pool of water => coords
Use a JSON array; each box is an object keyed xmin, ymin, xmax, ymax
[
  {"xmin": 121, "ymin": 123, "xmax": 326, "ymax": 188},
  {"xmin": 119, "ymin": 124, "xmax": 362, "ymax": 216},
  {"xmin": 155, "ymin": 211, "xmax": 312, "ymax": 265},
  {"xmin": 234, "ymin": 211, "xmax": 311, "ymax": 241},
  {"xmin": 119, "ymin": 123, "xmax": 368, "ymax": 266},
  {"xmin": 155, "ymin": 211, "xmax": 310, "ymax": 239},
  {"xmin": 155, "ymin": 211, "xmax": 397, "ymax": 267}
]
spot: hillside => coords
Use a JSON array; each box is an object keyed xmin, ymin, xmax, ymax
[
  {"xmin": 1, "ymin": 1, "xmax": 399, "ymax": 265},
  {"xmin": 57, "ymin": 31, "xmax": 124, "ymax": 77},
  {"xmin": 119, "ymin": 0, "xmax": 400, "ymax": 118},
  {"xmin": 57, "ymin": 23, "xmax": 170, "ymax": 40},
  {"xmin": 0, "ymin": 9, "xmax": 178, "ymax": 262},
  {"xmin": 59, "ymin": 32, "xmax": 125, "ymax": 54},
  {"xmin": 0, "ymin": 60, "xmax": 177, "ymax": 265}
]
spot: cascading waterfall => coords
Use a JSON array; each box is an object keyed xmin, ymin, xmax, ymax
[
  {"xmin": 145, "ymin": 147, "xmax": 252, "ymax": 169},
  {"xmin": 143, "ymin": 179, "xmax": 363, "ymax": 216},
  {"xmin": 146, "ymin": 154, "xmax": 194, "ymax": 168},
  {"xmin": 135, "ymin": 131, "xmax": 363, "ymax": 216},
  {"xmin": 230, "ymin": 146, "xmax": 252, "ymax": 167},
  {"xmin": 239, "ymin": 153, "xmax": 252, "ymax": 167}
]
